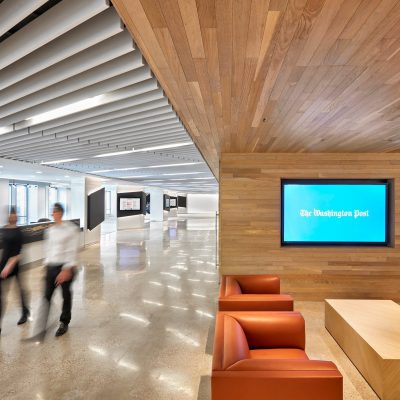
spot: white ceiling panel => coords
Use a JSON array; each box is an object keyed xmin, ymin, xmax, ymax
[
  {"xmin": 0, "ymin": 0, "xmax": 48, "ymax": 37},
  {"xmin": 0, "ymin": 8, "xmax": 124, "ymax": 91},
  {"xmin": 0, "ymin": 1, "xmax": 217, "ymax": 193}
]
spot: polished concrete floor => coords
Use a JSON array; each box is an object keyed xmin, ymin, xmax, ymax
[{"xmin": 0, "ymin": 216, "xmax": 379, "ymax": 399}]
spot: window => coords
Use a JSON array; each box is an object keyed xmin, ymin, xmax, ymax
[
  {"xmin": 58, "ymin": 187, "xmax": 68, "ymax": 217},
  {"xmin": 9, "ymin": 184, "xmax": 28, "ymax": 225},
  {"xmin": 47, "ymin": 186, "xmax": 70, "ymax": 218},
  {"xmin": 28, "ymin": 185, "xmax": 38, "ymax": 223},
  {"xmin": 48, "ymin": 187, "xmax": 58, "ymax": 217},
  {"xmin": 105, "ymin": 190, "xmax": 112, "ymax": 216}
]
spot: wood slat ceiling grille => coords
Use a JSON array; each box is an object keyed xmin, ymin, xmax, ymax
[{"xmin": 113, "ymin": 0, "xmax": 400, "ymax": 177}]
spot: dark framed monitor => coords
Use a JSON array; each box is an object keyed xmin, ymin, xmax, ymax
[
  {"xmin": 281, "ymin": 179, "xmax": 391, "ymax": 246},
  {"xmin": 178, "ymin": 196, "xmax": 187, "ymax": 208},
  {"xmin": 163, "ymin": 194, "xmax": 170, "ymax": 211},
  {"xmin": 87, "ymin": 188, "xmax": 105, "ymax": 230},
  {"xmin": 117, "ymin": 192, "xmax": 146, "ymax": 217}
]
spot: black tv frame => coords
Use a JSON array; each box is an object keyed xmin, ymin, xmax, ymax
[
  {"xmin": 163, "ymin": 194, "xmax": 170, "ymax": 211},
  {"xmin": 281, "ymin": 179, "xmax": 392, "ymax": 247},
  {"xmin": 117, "ymin": 191, "xmax": 146, "ymax": 217},
  {"xmin": 87, "ymin": 188, "xmax": 105, "ymax": 231},
  {"xmin": 178, "ymin": 196, "xmax": 187, "ymax": 208}
]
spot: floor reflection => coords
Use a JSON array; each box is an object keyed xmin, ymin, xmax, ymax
[
  {"xmin": 82, "ymin": 262, "xmax": 104, "ymax": 300},
  {"xmin": 0, "ymin": 215, "xmax": 218, "ymax": 400},
  {"xmin": 116, "ymin": 242, "xmax": 147, "ymax": 272}
]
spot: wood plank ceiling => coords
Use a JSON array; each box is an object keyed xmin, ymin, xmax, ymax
[{"xmin": 112, "ymin": 0, "xmax": 400, "ymax": 177}]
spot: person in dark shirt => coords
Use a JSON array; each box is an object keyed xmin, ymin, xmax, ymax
[{"xmin": 0, "ymin": 207, "xmax": 30, "ymax": 334}]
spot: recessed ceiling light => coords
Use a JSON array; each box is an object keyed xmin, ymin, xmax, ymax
[
  {"xmin": 26, "ymin": 94, "xmax": 108, "ymax": 125},
  {"xmin": 0, "ymin": 126, "xmax": 12, "ymax": 135},
  {"xmin": 133, "ymin": 142, "xmax": 192, "ymax": 152},
  {"xmin": 122, "ymin": 175, "xmax": 154, "ymax": 179},
  {"xmin": 93, "ymin": 149, "xmax": 135, "ymax": 158},
  {"xmin": 90, "ymin": 162, "xmax": 203, "ymax": 173},
  {"xmin": 36, "ymin": 171, "xmax": 42, "ymax": 174},
  {"xmin": 162, "ymin": 172, "xmax": 204, "ymax": 176},
  {"xmin": 41, "ymin": 158, "xmax": 80, "ymax": 165}
]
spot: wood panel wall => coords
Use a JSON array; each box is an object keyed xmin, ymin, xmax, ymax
[{"xmin": 220, "ymin": 153, "xmax": 400, "ymax": 301}]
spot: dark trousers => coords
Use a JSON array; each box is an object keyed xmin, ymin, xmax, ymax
[
  {"xmin": 45, "ymin": 265, "xmax": 73, "ymax": 325},
  {"xmin": 0, "ymin": 264, "xmax": 29, "ymax": 325}
]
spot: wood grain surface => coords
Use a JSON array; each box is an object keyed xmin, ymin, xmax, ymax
[
  {"xmin": 325, "ymin": 299, "xmax": 400, "ymax": 400},
  {"xmin": 220, "ymin": 153, "xmax": 400, "ymax": 301},
  {"xmin": 112, "ymin": 0, "xmax": 400, "ymax": 177}
]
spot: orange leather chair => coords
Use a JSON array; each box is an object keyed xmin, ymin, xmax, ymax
[
  {"xmin": 212, "ymin": 311, "xmax": 343, "ymax": 400},
  {"xmin": 219, "ymin": 275, "xmax": 293, "ymax": 311}
]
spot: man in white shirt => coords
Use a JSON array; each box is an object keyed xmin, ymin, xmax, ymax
[{"xmin": 42, "ymin": 203, "xmax": 79, "ymax": 337}]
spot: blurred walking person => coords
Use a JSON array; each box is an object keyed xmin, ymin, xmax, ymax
[
  {"xmin": 0, "ymin": 207, "xmax": 30, "ymax": 334},
  {"xmin": 33, "ymin": 203, "xmax": 79, "ymax": 338}
]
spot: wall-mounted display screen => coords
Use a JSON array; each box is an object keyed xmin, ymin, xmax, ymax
[
  {"xmin": 178, "ymin": 196, "xmax": 187, "ymax": 208},
  {"xmin": 87, "ymin": 188, "xmax": 105, "ymax": 231},
  {"xmin": 170, "ymin": 198, "xmax": 177, "ymax": 207},
  {"xmin": 120, "ymin": 198, "xmax": 141, "ymax": 211},
  {"xmin": 117, "ymin": 192, "xmax": 145, "ymax": 217},
  {"xmin": 281, "ymin": 179, "xmax": 390, "ymax": 246},
  {"xmin": 163, "ymin": 194, "xmax": 170, "ymax": 210}
]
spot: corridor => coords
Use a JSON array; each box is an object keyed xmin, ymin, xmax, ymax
[{"xmin": 0, "ymin": 216, "xmax": 218, "ymax": 400}]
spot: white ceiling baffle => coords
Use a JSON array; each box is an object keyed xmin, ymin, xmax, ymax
[{"xmin": 0, "ymin": 0, "xmax": 217, "ymax": 193}]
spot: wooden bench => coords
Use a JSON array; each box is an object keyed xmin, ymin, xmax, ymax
[{"xmin": 325, "ymin": 299, "xmax": 400, "ymax": 400}]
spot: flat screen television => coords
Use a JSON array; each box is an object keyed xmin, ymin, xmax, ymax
[
  {"xmin": 170, "ymin": 198, "xmax": 177, "ymax": 207},
  {"xmin": 87, "ymin": 188, "xmax": 105, "ymax": 230},
  {"xmin": 117, "ymin": 192, "xmax": 145, "ymax": 217},
  {"xmin": 281, "ymin": 179, "xmax": 391, "ymax": 246},
  {"xmin": 178, "ymin": 196, "xmax": 187, "ymax": 208},
  {"xmin": 120, "ymin": 198, "xmax": 141, "ymax": 211}
]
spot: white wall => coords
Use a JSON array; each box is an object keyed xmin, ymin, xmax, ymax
[
  {"xmin": 104, "ymin": 184, "xmax": 117, "ymax": 218},
  {"xmin": 117, "ymin": 214, "xmax": 144, "ymax": 230},
  {"xmin": 146, "ymin": 187, "xmax": 165, "ymax": 222},
  {"xmin": 70, "ymin": 177, "xmax": 85, "ymax": 227},
  {"xmin": 187, "ymin": 194, "xmax": 219, "ymax": 214}
]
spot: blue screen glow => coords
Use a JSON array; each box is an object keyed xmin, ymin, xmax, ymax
[{"xmin": 282, "ymin": 183, "xmax": 388, "ymax": 244}]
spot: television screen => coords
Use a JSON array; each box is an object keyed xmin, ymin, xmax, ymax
[
  {"xmin": 281, "ymin": 180, "xmax": 390, "ymax": 245},
  {"xmin": 170, "ymin": 198, "xmax": 177, "ymax": 207},
  {"xmin": 87, "ymin": 188, "xmax": 105, "ymax": 230},
  {"xmin": 120, "ymin": 198, "xmax": 141, "ymax": 211},
  {"xmin": 178, "ymin": 196, "xmax": 187, "ymax": 208}
]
